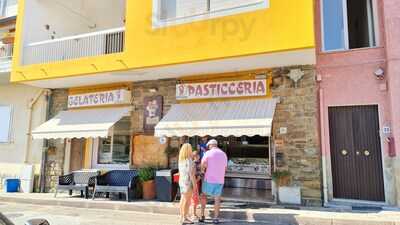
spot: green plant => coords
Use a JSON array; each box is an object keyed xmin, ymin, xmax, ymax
[
  {"xmin": 138, "ymin": 167, "xmax": 155, "ymax": 182},
  {"xmin": 271, "ymin": 170, "xmax": 291, "ymax": 181},
  {"xmin": 165, "ymin": 146, "xmax": 179, "ymax": 157}
]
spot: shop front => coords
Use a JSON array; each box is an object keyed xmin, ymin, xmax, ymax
[
  {"xmin": 153, "ymin": 69, "xmax": 322, "ymax": 205},
  {"xmin": 31, "ymin": 86, "xmax": 133, "ymax": 182},
  {"xmin": 32, "ymin": 67, "xmax": 322, "ymax": 206},
  {"xmin": 156, "ymin": 96, "xmax": 277, "ymax": 202}
]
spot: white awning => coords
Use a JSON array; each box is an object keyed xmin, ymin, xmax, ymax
[
  {"xmin": 155, "ymin": 99, "xmax": 278, "ymax": 137},
  {"xmin": 32, "ymin": 107, "xmax": 131, "ymax": 139}
]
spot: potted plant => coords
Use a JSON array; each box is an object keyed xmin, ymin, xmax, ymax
[{"xmin": 138, "ymin": 167, "xmax": 156, "ymax": 200}]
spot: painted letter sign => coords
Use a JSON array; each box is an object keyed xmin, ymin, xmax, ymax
[
  {"xmin": 68, "ymin": 89, "xmax": 131, "ymax": 108},
  {"xmin": 176, "ymin": 79, "xmax": 269, "ymax": 100}
]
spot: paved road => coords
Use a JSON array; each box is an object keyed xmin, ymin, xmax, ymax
[{"xmin": 0, "ymin": 202, "xmax": 284, "ymax": 225}]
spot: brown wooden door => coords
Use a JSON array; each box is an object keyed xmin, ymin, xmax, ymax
[
  {"xmin": 328, "ymin": 105, "xmax": 385, "ymax": 202},
  {"xmin": 70, "ymin": 138, "xmax": 86, "ymax": 171}
]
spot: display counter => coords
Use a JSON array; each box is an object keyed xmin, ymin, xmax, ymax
[{"xmin": 226, "ymin": 157, "xmax": 270, "ymax": 179}]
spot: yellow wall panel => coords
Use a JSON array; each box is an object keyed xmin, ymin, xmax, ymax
[{"xmin": 11, "ymin": 0, "xmax": 315, "ymax": 82}]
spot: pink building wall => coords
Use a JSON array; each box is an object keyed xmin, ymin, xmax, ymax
[
  {"xmin": 315, "ymin": 0, "xmax": 400, "ymax": 205},
  {"xmin": 382, "ymin": 0, "xmax": 400, "ymax": 205}
]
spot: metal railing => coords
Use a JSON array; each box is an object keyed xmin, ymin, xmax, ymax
[
  {"xmin": 0, "ymin": 43, "xmax": 13, "ymax": 58},
  {"xmin": 0, "ymin": 43, "xmax": 13, "ymax": 72},
  {"xmin": 23, "ymin": 27, "xmax": 125, "ymax": 65}
]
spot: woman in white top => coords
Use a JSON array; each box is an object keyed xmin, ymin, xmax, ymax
[{"xmin": 178, "ymin": 143, "xmax": 197, "ymax": 224}]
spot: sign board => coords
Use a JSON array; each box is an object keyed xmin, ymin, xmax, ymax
[
  {"xmin": 383, "ymin": 126, "xmax": 391, "ymax": 134},
  {"xmin": 144, "ymin": 96, "xmax": 163, "ymax": 132},
  {"xmin": 176, "ymin": 79, "xmax": 269, "ymax": 100},
  {"xmin": 68, "ymin": 89, "xmax": 131, "ymax": 109},
  {"xmin": 279, "ymin": 127, "xmax": 288, "ymax": 135}
]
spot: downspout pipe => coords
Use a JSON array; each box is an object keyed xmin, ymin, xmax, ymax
[
  {"xmin": 319, "ymin": 87, "xmax": 329, "ymax": 206},
  {"xmin": 24, "ymin": 89, "xmax": 51, "ymax": 164}
]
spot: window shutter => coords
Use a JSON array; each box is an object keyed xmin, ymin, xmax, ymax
[
  {"xmin": 210, "ymin": 0, "xmax": 264, "ymax": 11},
  {"xmin": 0, "ymin": 106, "xmax": 12, "ymax": 143}
]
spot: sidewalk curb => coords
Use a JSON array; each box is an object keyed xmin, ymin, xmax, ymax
[{"xmin": 0, "ymin": 195, "xmax": 399, "ymax": 225}]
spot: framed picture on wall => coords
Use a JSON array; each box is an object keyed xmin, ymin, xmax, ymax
[{"xmin": 143, "ymin": 95, "xmax": 163, "ymax": 133}]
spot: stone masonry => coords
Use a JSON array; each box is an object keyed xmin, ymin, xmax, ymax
[
  {"xmin": 271, "ymin": 65, "xmax": 322, "ymax": 206},
  {"xmin": 131, "ymin": 79, "xmax": 177, "ymax": 168},
  {"xmin": 131, "ymin": 79, "xmax": 177, "ymax": 134},
  {"xmin": 45, "ymin": 89, "xmax": 68, "ymax": 192}
]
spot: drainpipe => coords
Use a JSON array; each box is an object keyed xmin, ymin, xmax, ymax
[
  {"xmin": 319, "ymin": 87, "xmax": 329, "ymax": 206},
  {"xmin": 24, "ymin": 89, "xmax": 51, "ymax": 163}
]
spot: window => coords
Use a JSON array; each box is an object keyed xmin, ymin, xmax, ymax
[
  {"xmin": 97, "ymin": 116, "xmax": 131, "ymax": 165},
  {"xmin": 0, "ymin": 0, "xmax": 17, "ymax": 18},
  {"xmin": 0, "ymin": 105, "xmax": 12, "ymax": 143},
  {"xmin": 154, "ymin": 0, "xmax": 269, "ymax": 27},
  {"xmin": 98, "ymin": 135, "xmax": 130, "ymax": 164},
  {"xmin": 321, "ymin": 0, "xmax": 377, "ymax": 52}
]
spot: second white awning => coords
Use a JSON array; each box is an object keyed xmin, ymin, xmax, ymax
[
  {"xmin": 155, "ymin": 98, "xmax": 278, "ymax": 137},
  {"xmin": 32, "ymin": 107, "xmax": 131, "ymax": 139}
]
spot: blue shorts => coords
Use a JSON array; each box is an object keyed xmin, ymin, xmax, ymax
[{"xmin": 202, "ymin": 181, "xmax": 224, "ymax": 197}]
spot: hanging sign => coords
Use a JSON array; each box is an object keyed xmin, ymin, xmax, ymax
[
  {"xmin": 68, "ymin": 89, "xmax": 131, "ymax": 108},
  {"xmin": 176, "ymin": 79, "xmax": 269, "ymax": 100}
]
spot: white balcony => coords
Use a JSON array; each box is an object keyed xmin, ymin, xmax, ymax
[
  {"xmin": 23, "ymin": 27, "xmax": 125, "ymax": 65},
  {"xmin": 0, "ymin": 43, "xmax": 12, "ymax": 73}
]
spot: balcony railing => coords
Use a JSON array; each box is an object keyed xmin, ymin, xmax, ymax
[
  {"xmin": 0, "ymin": 43, "xmax": 13, "ymax": 72},
  {"xmin": 23, "ymin": 27, "xmax": 125, "ymax": 65}
]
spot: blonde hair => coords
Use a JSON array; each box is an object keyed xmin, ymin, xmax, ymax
[{"xmin": 179, "ymin": 143, "xmax": 193, "ymax": 161}]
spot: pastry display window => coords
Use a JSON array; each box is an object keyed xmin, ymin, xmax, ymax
[{"xmin": 188, "ymin": 135, "xmax": 271, "ymax": 179}]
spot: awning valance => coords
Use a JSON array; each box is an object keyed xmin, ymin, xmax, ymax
[
  {"xmin": 155, "ymin": 99, "xmax": 278, "ymax": 137},
  {"xmin": 32, "ymin": 107, "xmax": 131, "ymax": 139}
]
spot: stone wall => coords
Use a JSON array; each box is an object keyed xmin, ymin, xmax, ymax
[
  {"xmin": 271, "ymin": 65, "xmax": 322, "ymax": 206},
  {"xmin": 45, "ymin": 89, "xmax": 68, "ymax": 192},
  {"xmin": 131, "ymin": 79, "xmax": 177, "ymax": 168},
  {"xmin": 131, "ymin": 79, "xmax": 177, "ymax": 134}
]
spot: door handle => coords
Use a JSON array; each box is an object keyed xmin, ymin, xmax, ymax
[
  {"xmin": 356, "ymin": 151, "xmax": 361, "ymax": 156},
  {"xmin": 364, "ymin": 150, "xmax": 371, "ymax": 156},
  {"xmin": 341, "ymin": 149, "xmax": 348, "ymax": 156}
]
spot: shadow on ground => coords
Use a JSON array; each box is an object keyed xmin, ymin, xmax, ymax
[{"xmin": 208, "ymin": 212, "xmax": 299, "ymax": 225}]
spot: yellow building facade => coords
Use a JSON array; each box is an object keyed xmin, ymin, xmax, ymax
[{"xmin": 11, "ymin": 0, "xmax": 315, "ymax": 85}]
